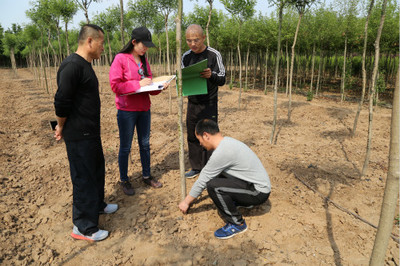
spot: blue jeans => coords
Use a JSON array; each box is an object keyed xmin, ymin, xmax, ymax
[{"xmin": 117, "ymin": 109, "xmax": 151, "ymax": 181}]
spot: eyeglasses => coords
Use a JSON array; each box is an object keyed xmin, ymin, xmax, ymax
[
  {"xmin": 186, "ymin": 38, "xmax": 201, "ymax": 44},
  {"xmin": 138, "ymin": 68, "xmax": 145, "ymax": 79}
]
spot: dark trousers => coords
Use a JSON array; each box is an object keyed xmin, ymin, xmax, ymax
[
  {"xmin": 65, "ymin": 138, "xmax": 107, "ymax": 235},
  {"xmin": 186, "ymin": 101, "xmax": 218, "ymax": 171},
  {"xmin": 207, "ymin": 175, "xmax": 270, "ymax": 225}
]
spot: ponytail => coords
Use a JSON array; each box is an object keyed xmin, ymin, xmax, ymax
[{"xmin": 119, "ymin": 39, "xmax": 134, "ymax": 54}]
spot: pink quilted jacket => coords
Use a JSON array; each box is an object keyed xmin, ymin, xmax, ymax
[{"xmin": 109, "ymin": 53, "xmax": 160, "ymax": 111}]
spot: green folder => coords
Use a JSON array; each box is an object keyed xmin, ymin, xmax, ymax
[{"xmin": 181, "ymin": 59, "xmax": 208, "ymax": 96}]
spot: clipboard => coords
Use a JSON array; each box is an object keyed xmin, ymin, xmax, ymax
[{"xmin": 121, "ymin": 75, "xmax": 176, "ymax": 96}]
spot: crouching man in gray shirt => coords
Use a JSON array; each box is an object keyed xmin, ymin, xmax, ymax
[{"xmin": 179, "ymin": 119, "xmax": 271, "ymax": 239}]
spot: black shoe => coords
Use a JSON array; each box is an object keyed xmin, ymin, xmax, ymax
[
  {"xmin": 142, "ymin": 176, "xmax": 162, "ymax": 188},
  {"xmin": 120, "ymin": 181, "xmax": 135, "ymax": 195}
]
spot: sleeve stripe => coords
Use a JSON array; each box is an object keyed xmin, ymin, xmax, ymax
[
  {"xmin": 207, "ymin": 47, "xmax": 225, "ymax": 77},
  {"xmin": 181, "ymin": 50, "xmax": 191, "ymax": 68}
]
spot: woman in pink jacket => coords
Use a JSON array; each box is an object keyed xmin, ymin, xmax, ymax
[{"xmin": 109, "ymin": 26, "xmax": 163, "ymax": 195}]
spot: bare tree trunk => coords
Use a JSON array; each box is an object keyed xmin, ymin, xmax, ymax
[
  {"xmin": 163, "ymin": 51, "xmax": 167, "ymax": 74},
  {"xmin": 65, "ymin": 21, "xmax": 70, "ymax": 56},
  {"xmin": 31, "ymin": 50, "xmax": 38, "ymax": 84},
  {"xmin": 56, "ymin": 23, "xmax": 62, "ymax": 64},
  {"xmin": 304, "ymin": 55, "xmax": 307, "ymax": 87},
  {"xmin": 230, "ymin": 48, "xmax": 234, "ymax": 88},
  {"xmin": 285, "ymin": 41, "xmax": 289, "ymax": 96},
  {"xmin": 264, "ymin": 47, "xmax": 269, "ymax": 94},
  {"xmin": 175, "ymin": 0, "xmax": 186, "ymax": 200},
  {"xmin": 237, "ymin": 43, "xmax": 242, "ymax": 109},
  {"xmin": 164, "ymin": 14, "xmax": 172, "ymax": 114},
  {"xmin": 52, "ymin": 54, "xmax": 58, "ymax": 94},
  {"xmin": 47, "ymin": 30, "xmax": 58, "ymax": 66},
  {"xmin": 158, "ymin": 38, "xmax": 162, "ymax": 76},
  {"xmin": 83, "ymin": 2, "xmax": 90, "ymax": 24},
  {"xmin": 341, "ymin": 36, "xmax": 348, "ymax": 102},
  {"xmin": 206, "ymin": 0, "xmax": 213, "ymax": 47},
  {"xmin": 46, "ymin": 47, "xmax": 52, "ymax": 94},
  {"xmin": 309, "ymin": 43, "xmax": 316, "ymax": 94},
  {"xmin": 36, "ymin": 49, "xmax": 42, "ymax": 88},
  {"xmin": 9, "ymin": 47, "xmax": 17, "ymax": 76},
  {"xmin": 362, "ymin": 0, "xmax": 387, "ymax": 176},
  {"xmin": 244, "ymin": 45, "xmax": 250, "ymax": 91},
  {"xmin": 120, "ymin": 0, "xmax": 125, "ymax": 46},
  {"xmin": 334, "ymin": 55, "xmax": 338, "ymax": 78},
  {"xmin": 316, "ymin": 49, "xmax": 323, "ymax": 97},
  {"xmin": 353, "ymin": 0, "xmax": 375, "ymax": 136},
  {"xmin": 26, "ymin": 54, "xmax": 30, "ymax": 70},
  {"xmin": 252, "ymin": 51, "xmax": 257, "ymax": 89},
  {"xmin": 288, "ymin": 12, "xmax": 303, "ymax": 122},
  {"xmin": 293, "ymin": 55, "xmax": 300, "ymax": 89},
  {"xmin": 104, "ymin": 53, "xmax": 109, "ymax": 68},
  {"xmin": 40, "ymin": 48, "xmax": 49, "ymax": 94},
  {"xmin": 107, "ymin": 32, "xmax": 112, "ymax": 65},
  {"xmin": 270, "ymin": 3, "xmax": 283, "ymax": 144},
  {"xmin": 374, "ymin": 69, "xmax": 380, "ymax": 105},
  {"xmin": 234, "ymin": 50, "xmax": 238, "ymax": 85},
  {"xmin": 165, "ymin": 16, "xmax": 171, "ymax": 75},
  {"xmin": 237, "ymin": 22, "xmax": 242, "ymax": 109},
  {"xmin": 295, "ymin": 54, "xmax": 299, "ymax": 89},
  {"xmin": 369, "ymin": 57, "xmax": 399, "ymax": 266}
]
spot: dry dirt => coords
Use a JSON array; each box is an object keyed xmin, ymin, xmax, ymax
[{"xmin": 0, "ymin": 67, "xmax": 399, "ymax": 265}]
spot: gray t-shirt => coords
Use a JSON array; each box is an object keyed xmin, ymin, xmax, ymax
[{"xmin": 189, "ymin": 137, "xmax": 271, "ymax": 198}]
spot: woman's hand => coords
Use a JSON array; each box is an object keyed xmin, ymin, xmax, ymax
[
  {"xmin": 163, "ymin": 82, "xmax": 170, "ymax": 90},
  {"xmin": 139, "ymin": 78, "xmax": 152, "ymax": 87}
]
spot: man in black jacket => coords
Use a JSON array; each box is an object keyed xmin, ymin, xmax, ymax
[
  {"xmin": 182, "ymin": 24, "xmax": 226, "ymax": 178},
  {"xmin": 54, "ymin": 24, "xmax": 117, "ymax": 241}
]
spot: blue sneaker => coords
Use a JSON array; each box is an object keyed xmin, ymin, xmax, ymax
[
  {"xmin": 185, "ymin": 169, "xmax": 200, "ymax": 179},
  {"xmin": 214, "ymin": 221, "xmax": 247, "ymax": 239}
]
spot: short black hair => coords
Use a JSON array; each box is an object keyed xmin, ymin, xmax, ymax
[
  {"xmin": 195, "ymin": 119, "xmax": 219, "ymax": 136},
  {"xmin": 78, "ymin": 24, "xmax": 104, "ymax": 43}
]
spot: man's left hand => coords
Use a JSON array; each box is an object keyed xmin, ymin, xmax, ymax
[{"xmin": 200, "ymin": 68, "xmax": 212, "ymax": 79}]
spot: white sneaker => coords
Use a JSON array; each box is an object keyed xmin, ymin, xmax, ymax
[
  {"xmin": 101, "ymin": 203, "xmax": 118, "ymax": 214},
  {"xmin": 71, "ymin": 226, "xmax": 109, "ymax": 241}
]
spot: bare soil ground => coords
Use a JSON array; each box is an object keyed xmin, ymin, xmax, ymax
[{"xmin": 0, "ymin": 67, "xmax": 398, "ymax": 265}]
